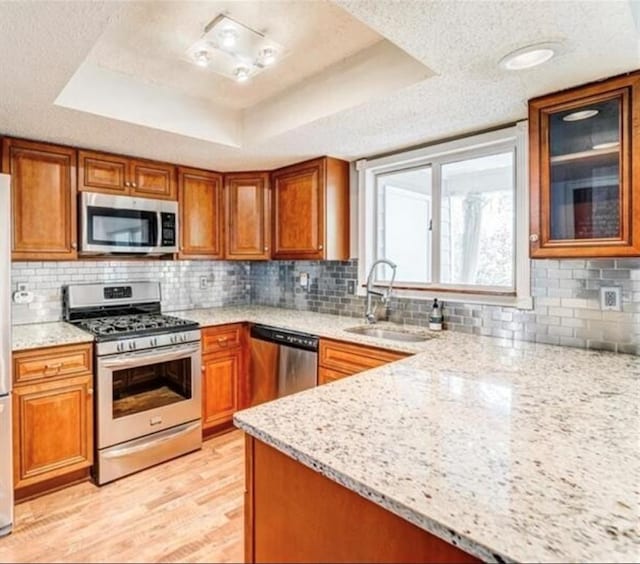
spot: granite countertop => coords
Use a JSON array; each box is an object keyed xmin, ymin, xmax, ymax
[
  {"xmin": 11, "ymin": 306, "xmax": 640, "ymax": 562},
  {"xmin": 220, "ymin": 308, "xmax": 640, "ymax": 563},
  {"xmin": 12, "ymin": 321, "xmax": 94, "ymax": 352}
]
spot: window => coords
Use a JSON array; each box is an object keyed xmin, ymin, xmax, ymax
[{"xmin": 358, "ymin": 124, "xmax": 531, "ymax": 307}]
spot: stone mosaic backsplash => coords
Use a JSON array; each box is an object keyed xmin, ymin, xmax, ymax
[
  {"xmin": 11, "ymin": 257, "xmax": 639, "ymax": 354},
  {"xmin": 250, "ymin": 259, "xmax": 640, "ymax": 355},
  {"xmin": 11, "ymin": 260, "xmax": 251, "ymax": 325}
]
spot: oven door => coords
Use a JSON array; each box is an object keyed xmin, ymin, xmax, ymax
[
  {"xmin": 97, "ymin": 342, "xmax": 201, "ymax": 449},
  {"xmin": 81, "ymin": 192, "xmax": 178, "ymax": 254}
]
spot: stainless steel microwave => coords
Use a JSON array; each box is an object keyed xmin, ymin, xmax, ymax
[{"xmin": 80, "ymin": 193, "xmax": 178, "ymax": 255}]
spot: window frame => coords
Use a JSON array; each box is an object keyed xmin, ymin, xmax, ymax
[{"xmin": 356, "ymin": 122, "xmax": 532, "ymax": 309}]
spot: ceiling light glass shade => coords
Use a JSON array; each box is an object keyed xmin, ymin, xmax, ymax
[
  {"xmin": 260, "ymin": 47, "xmax": 277, "ymax": 66},
  {"xmin": 562, "ymin": 109, "xmax": 599, "ymax": 122},
  {"xmin": 220, "ymin": 28, "xmax": 237, "ymax": 48},
  {"xmin": 499, "ymin": 42, "xmax": 559, "ymax": 70},
  {"xmin": 235, "ymin": 66, "xmax": 250, "ymax": 82},
  {"xmin": 193, "ymin": 50, "xmax": 211, "ymax": 67}
]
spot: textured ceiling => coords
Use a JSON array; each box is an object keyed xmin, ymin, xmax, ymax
[{"xmin": 0, "ymin": 1, "xmax": 637, "ymax": 171}]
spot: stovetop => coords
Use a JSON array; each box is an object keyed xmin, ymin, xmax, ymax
[{"xmin": 74, "ymin": 313, "xmax": 199, "ymax": 341}]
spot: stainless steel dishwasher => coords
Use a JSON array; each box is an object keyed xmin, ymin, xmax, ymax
[{"xmin": 249, "ymin": 325, "xmax": 318, "ymax": 407}]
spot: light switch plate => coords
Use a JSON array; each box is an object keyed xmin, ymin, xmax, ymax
[{"xmin": 600, "ymin": 286, "xmax": 622, "ymax": 311}]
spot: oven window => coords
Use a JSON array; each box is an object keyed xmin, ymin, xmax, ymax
[
  {"xmin": 112, "ymin": 358, "xmax": 192, "ymax": 419},
  {"xmin": 88, "ymin": 206, "xmax": 157, "ymax": 247}
]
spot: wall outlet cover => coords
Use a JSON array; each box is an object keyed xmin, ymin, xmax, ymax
[
  {"xmin": 600, "ymin": 286, "xmax": 622, "ymax": 311},
  {"xmin": 347, "ymin": 280, "xmax": 356, "ymax": 294}
]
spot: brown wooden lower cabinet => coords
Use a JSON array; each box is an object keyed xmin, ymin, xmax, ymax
[
  {"xmin": 12, "ymin": 343, "xmax": 94, "ymax": 500},
  {"xmin": 318, "ymin": 338, "xmax": 410, "ymax": 384},
  {"xmin": 201, "ymin": 324, "xmax": 247, "ymax": 434},
  {"xmin": 245, "ymin": 436, "xmax": 478, "ymax": 563}
]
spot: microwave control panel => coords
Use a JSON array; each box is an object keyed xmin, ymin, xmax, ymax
[{"xmin": 161, "ymin": 213, "xmax": 176, "ymax": 247}]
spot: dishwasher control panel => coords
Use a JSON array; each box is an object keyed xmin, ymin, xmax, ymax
[{"xmin": 251, "ymin": 325, "xmax": 319, "ymax": 352}]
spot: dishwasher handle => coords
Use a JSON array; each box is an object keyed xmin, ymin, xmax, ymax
[{"xmin": 250, "ymin": 324, "xmax": 318, "ymax": 352}]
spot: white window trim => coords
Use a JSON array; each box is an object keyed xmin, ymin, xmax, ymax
[{"xmin": 356, "ymin": 121, "xmax": 532, "ymax": 309}]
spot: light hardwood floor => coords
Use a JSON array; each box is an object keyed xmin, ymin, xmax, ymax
[{"xmin": 0, "ymin": 430, "xmax": 244, "ymax": 564}]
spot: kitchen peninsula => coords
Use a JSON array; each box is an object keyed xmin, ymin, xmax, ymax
[{"xmin": 233, "ymin": 316, "xmax": 639, "ymax": 563}]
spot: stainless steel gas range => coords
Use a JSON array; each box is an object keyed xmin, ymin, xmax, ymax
[{"xmin": 63, "ymin": 282, "xmax": 202, "ymax": 485}]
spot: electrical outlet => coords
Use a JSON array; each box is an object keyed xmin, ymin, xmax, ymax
[
  {"xmin": 17, "ymin": 282, "xmax": 28, "ymax": 292},
  {"xmin": 347, "ymin": 280, "xmax": 356, "ymax": 294},
  {"xmin": 299, "ymin": 272, "xmax": 309, "ymax": 291},
  {"xmin": 199, "ymin": 276, "xmax": 214, "ymax": 289},
  {"xmin": 600, "ymin": 286, "xmax": 622, "ymax": 311}
]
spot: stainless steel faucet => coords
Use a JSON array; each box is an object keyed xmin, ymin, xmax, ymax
[{"xmin": 365, "ymin": 259, "xmax": 397, "ymax": 324}]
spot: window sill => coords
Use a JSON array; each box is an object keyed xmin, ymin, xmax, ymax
[{"xmin": 356, "ymin": 285, "xmax": 533, "ymax": 310}]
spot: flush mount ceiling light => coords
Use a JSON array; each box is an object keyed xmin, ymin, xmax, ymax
[
  {"xmin": 499, "ymin": 42, "xmax": 559, "ymax": 71},
  {"xmin": 562, "ymin": 109, "xmax": 599, "ymax": 122},
  {"xmin": 185, "ymin": 14, "xmax": 284, "ymax": 83}
]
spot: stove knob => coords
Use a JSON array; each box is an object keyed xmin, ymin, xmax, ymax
[
  {"xmin": 170, "ymin": 335, "xmax": 177, "ymax": 344},
  {"xmin": 181, "ymin": 334, "xmax": 187, "ymax": 343},
  {"xmin": 129, "ymin": 342, "xmax": 136, "ymax": 351},
  {"xmin": 116, "ymin": 343, "xmax": 123, "ymax": 353}
]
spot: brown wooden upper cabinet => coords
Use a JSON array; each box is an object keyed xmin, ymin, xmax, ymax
[
  {"xmin": 178, "ymin": 167, "xmax": 224, "ymax": 259},
  {"xmin": 529, "ymin": 71, "xmax": 640, "ymax": 258},
  {"xmin": 271, "ymin": 157, "xmax": 350, "ymax": 260},
  {"xmin": 78, "ymin": 150, "xmax": 177, "ymax": 200},
  {"xmin": 2, "ymin": 138, "xmax": 78, "ymax": 260},
  {"xmin": 225, "ymin": 172, "xmax": 270, "ymax": 260}
]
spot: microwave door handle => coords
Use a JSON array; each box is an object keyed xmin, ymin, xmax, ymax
[{"xmin": 156, "ymin": 213, "xmax": 162, "ymax": 248}]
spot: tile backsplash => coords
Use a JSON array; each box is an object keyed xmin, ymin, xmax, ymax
[
  {"xmin": 10, "ymin": 257, "xmax": 640, "ymax": 355},
  {"xmin": 250, "ymin": 258, "xmax": 640, "ymax": 355},
  {"xmin": 11, "ymin": 260, "xmax": 251, "ymax": 325}
]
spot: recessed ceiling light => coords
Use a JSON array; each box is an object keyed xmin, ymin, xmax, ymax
[
  {"xmin": 499, "ymin": 42, "xmax": 559, "ymax": 71},
  {"xmin": 592, "ymin": 141, "xmax": 620, "ymax": 150},
  {"xmin": 259, "ymin": 47, "xmax": 277, "ymax": 66},
  {"xmin": 562, "ymin": 109, "xmax": 599, "ymax": 122},
  {"xmin": 234, "ymin": 66, "xmax": 250, "ymax": 83},
  {"xmin": 193, "ymin": 50, "xmax": 211, "ymax": 68}
]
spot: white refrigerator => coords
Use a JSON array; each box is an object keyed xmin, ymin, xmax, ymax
[{"xmin": 0, "ymin": 174, "xmax": 12, "ymax": 536}]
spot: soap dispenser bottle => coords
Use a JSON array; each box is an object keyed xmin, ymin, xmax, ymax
[{"xmin": 429, "ymin": 298, "xmax": 443, "ymax": 331}]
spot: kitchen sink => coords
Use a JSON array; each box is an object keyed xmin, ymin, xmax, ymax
[{"xmin": 343, "ymin": 326, "xmax": 432, "ymax": 342}]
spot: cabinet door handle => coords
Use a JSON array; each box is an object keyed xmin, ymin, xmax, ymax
[
  {"xmin": 318, "ymin": 244, "xmax": 324, "ymax": 250},
  {"xmin": 529, "ymin": 234, "xmax": 539, "ymax": 242},
  {"xmin": 87, "ymin": 388, "xmax": 94, "ymax": 396},
  {"xmin": 125, "ymin": 181, "xmax": 131, "ymax": 187},
  {"xmin": 71, "ymin": 243, "xmax": 77, "ymax": 250},
  {"xmin": 132, "ymin": 182, "xmax": 137, "ymax": 188},
  {"xmin": 201, "ymin": 366, "xmax": 206, "ymax": 372},
  {"xmin": 264, "ymin": 246, "xmax": 269, "ymax": 252}
]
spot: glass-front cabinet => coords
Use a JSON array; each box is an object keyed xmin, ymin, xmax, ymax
[{"xmin": 529, "ymin": 71, "xmax": 639, "ymax": 257}]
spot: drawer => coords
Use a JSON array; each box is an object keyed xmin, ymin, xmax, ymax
[
  {"xmin": 202, "ymin": 324, "xmax": 244, "ymax": 354},
  {"xmin": 14, "ymin": 343, "xmax": 93, "ymax": 385},
  {"xmin": 319, "ymin": 339, "xmax": 409, "ymax": 375},
  {"xmin": 318, "ymin": 366, "xmax": 351, "ymax": 385}
]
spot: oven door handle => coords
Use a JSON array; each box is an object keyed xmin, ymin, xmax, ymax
[
  {"xmin": 100, "ymin": 343, "xmax": 200, "ymax": 369},
  {"xmin": 101, "ymin": 421, "xmax": 201, "ymax": 459}
]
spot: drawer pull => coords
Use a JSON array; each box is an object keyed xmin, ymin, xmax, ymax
[
  {"xmin": 217, "ymin": 337, "xmax": 229, "ymax": 345},
  {"xmin": 44, "ymin": 362, "xmax": 63, "ymax": 374}
]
